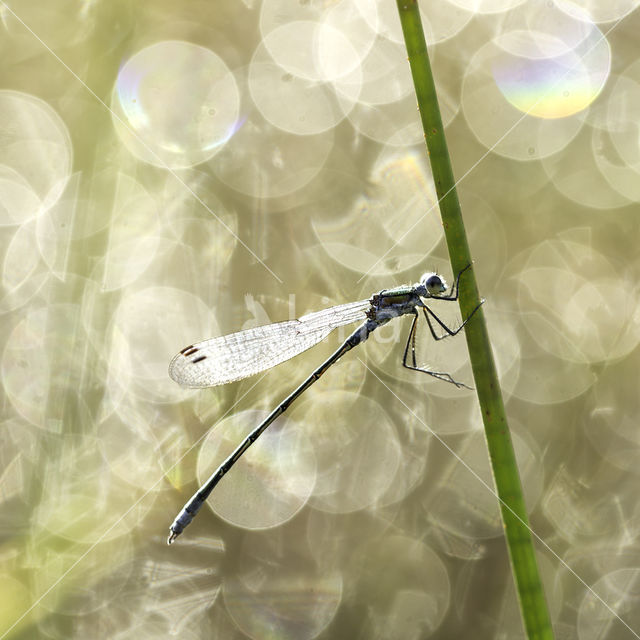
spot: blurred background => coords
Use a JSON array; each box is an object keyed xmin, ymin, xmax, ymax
[{"xmin": 1, "ymin": 0, "xmax": 640, "ymax": 638}]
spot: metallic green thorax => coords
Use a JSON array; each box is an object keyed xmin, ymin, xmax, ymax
[
  {"xmin": 366, "ymin": 286, "xmax": 423, "ymax": 326},
  {"xmin": 377, "ymin": 285, "xmax": 415, "ymax": 299}
]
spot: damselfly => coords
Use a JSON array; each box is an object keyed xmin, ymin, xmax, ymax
[{"xmin": 167, "ymin": 265, "xmax": 481, "ymax": 544}]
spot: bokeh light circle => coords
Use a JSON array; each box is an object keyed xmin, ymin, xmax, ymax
[
  {"xmin": 249, "ymin": 40, "xmax": 360, "ymax": 136},
  {"xmin": 210, "ymin": 83, "xmax": 334, "ymax": 200},
  {"xmin": 351, "ymin": 534, "xmax": 451, "ymax": 638},
  {"xmin": 593, "ymin": 61, "xmax": 640, "ymax": 202},
  {"xmin": 355, "ymin": 0, "xmax": 472, "ymax": 45},
  {"xmin": 577, "ymin": 568, "xmax": 640, "ymax": 639},
  {"xmin": 291, "ymin": 390, "xmax": 402, "ymax": 514},
  {"xmin": 516, "ymin": 240, "xmax": 640, "ymax": 365},
  {"xmin": 0, "ymin": 90, "xmax": 72, "ymax": 225},
  {"xmin": 112, "ymin": 40, "xmax": 240, "ymax": 169},
  {"xmin": 198, "ymin": 410, "xmax": 317, "ymax": 529},
  {"xmin": 425, "ymin": 430, "xmax": 543, "ymax": 540},
  {"xmin": 462, "ymin": 4, "xmax": 611, "ymax": 160},
  {"xmin": 491, "ymin": 29, "xmax": 608, "ymax": 120},
  {"xmin": 261, "ymin": 20, "xmax": 362, "ymax": 83},
  {"xmin": 224, "ymin": 565, "xmax": 342, "ymax": 640},
  {"xmin": 310, "ymin": 148, "xmax": 444, "ymax": 277}
]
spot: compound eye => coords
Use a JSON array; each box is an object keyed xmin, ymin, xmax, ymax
[{"xmin": 421, "ymin": 273, "xmax": 446, "ymax": 295}]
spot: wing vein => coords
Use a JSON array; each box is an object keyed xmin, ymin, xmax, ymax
[{"xmin": 169, "ymin": 299, "xmax": 371, "ymax": 387}]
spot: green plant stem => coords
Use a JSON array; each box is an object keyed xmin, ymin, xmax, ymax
[{"xmin": 395, "ymin": 2, "xmax": 554, "ymax": 639}]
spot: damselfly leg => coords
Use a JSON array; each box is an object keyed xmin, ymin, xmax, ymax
[
  {"xmin": 402, "ymin": 311, "xmax": 472, "ymax": 388},
  {"xmin": 401, "ymin": 265, "xmax": 483, "ymax": 388},
  {"xmin": 422, "ymin": 299, "xmax": 483, "ymax": 341}
]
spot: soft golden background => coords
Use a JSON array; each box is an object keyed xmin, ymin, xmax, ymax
[{"xmin": 1, "ymin": 1, "xmax": 639, "ymax": 638}]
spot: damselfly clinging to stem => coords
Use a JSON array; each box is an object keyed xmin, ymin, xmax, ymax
[{"xmin": 167, "ymin": 264, "xmax": 482, "ymax": 544}]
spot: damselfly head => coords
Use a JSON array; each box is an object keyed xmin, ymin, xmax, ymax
[{"xmin": 420, "ymin": 272, "xmax": 447, "ymax": 296}]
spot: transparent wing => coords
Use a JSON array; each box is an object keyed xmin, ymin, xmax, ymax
[{"xmin": 169, "ymin": 299, "xmax": 371, "ymax": 388}]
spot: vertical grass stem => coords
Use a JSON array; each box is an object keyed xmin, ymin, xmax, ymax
[{"xmin": 395, "ymin": 3, "xmax": 554, "ymax": 638}]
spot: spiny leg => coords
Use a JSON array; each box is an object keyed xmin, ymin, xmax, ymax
[
  {"xmin": 402, "ymin": 311, "xmax": 420, "ymax": 369},
  {"xmin": 422, "ymin": 298, "xmax": 484, "ymax": 342},
  {"xmin": 401, "ymin": 312, "xmax": 471, "ymax": 389}
]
